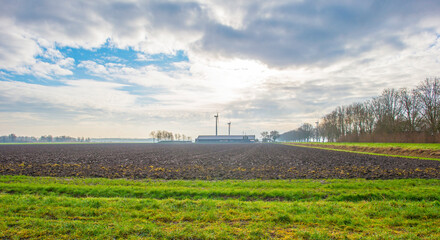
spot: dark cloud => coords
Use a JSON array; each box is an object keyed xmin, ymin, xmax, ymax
[
  {"xmin": 199, "ymin": 0, "xmax": 440, "ymax": 67},
  {"xmin": 1, "ymin": 0, "xmax": 439, "ymax": 68}
]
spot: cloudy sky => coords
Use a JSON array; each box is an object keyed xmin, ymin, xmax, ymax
[{"xmin": 1, "ymin": 0, "xmax": 439, "ymax": 139}]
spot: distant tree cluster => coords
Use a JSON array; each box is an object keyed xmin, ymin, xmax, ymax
[
  {"xmin": 278, "ymin": 123, "xmax": 316, "ymax": 142},
  {"xmin": 260, "ymin": 130, "xmax": 280, "ymax": 142},
  {"xmin": 279, "ymin": 77, "xmax": 440, "ymax": 143},
  {"xmin": 149, "ymin": 130, "xmax": 192, "ymax": 142},
  {"xmin": 0, "ymin": 134, "xmax": 91, "ymax": 143}
]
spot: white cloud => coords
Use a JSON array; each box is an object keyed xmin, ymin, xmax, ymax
[
  {"xmin": 78, "ymin": 61, "xmax": 109, "ymax": 75},
  {"xmin": 0, "ymin": 80, "xmax": 136, "ymax": 112},
  {"xmin": 0, "ymin": 17, "xmax": 75, "ymax": 78},
  {"xmin": 0, "ymin": 18, "xmax": 41, "ymax": 70},
  {"xmin": 1, "ymin": 0, "xmax": 440, "ymax": 137},
  {"xmin": 31, "ymin": 61, "xmax": 73, "ymax": 79}
]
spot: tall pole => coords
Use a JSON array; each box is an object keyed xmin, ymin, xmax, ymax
[
  {"xmin": 214, "ymin": 113, "xmax": 219, "ymax": 136},
  {"xmin": 315, "ymin": 121, "xmax": 319, "ymax": 142},
  {"xmin": 227, "ymin": 122, "xmax": 231, "ymax": 135}
]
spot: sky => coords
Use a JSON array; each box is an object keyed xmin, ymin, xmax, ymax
[{"xmin": 1, "ymin": 0, "xmax": 440, "ymax": 139}]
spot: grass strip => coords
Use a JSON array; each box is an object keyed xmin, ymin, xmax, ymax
[
  {"xmin": 283, "ymin": 143, "xmax": 440, "ymax": 161},
  {"xmin": 293, "ymin": 142, "xmax": 440, "ymax": 150},
  {"xmin": 1, "ymin": 176, "xmax": 439, "ymax": 202},
  {"xmin": 0, "ymin": 176, "xmax": 439, "ymax": 239},
  {"xmin": 0, "ymin": 142, "xmax": 147, "ymax": 145}
]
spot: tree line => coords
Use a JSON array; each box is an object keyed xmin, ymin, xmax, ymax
[
  {"xmin": 260, "ymin": 130, "xmax": 280, "ymax": 142},
  {"xmin": 149, "ymin": 130, "xmax": 192, "ymax": 142},
  {"xmin": 0, "ymin": 134, "xmax": 91, "ymax": 143},
  {"xmin": 279, "ymin": 77, "xmax": 440, "ymax": 143}
]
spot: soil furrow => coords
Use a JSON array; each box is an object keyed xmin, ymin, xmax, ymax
[{"xmin": 1, "ymin": 143, "xmax": 439, "ymax": 179}]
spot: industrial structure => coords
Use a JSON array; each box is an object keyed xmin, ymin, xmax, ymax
[
  {"xmin": 195, "ymin": 135, "xmax": 255, "ymax": 143},
  {"xmin": 214, "ymin": 113, "xmax": 219, "ymax": 136},
  {"xmin": 195, "ymin": 113, "xmax": 255, "ymax": 143}
]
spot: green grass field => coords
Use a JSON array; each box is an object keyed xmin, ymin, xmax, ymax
[
  {"xmin": 283, "ymin": 142, "xmax": 440, "ymax": 161},
  {"xmin": 0, "ymin": 142, "xmax": 149, "ymax": 145},
  {"xmin": 0, "ymin": 142, "xmax": 101, "ymax": 145},
  {"xmin": 1, "ymin": 176, "xmax": 439, "ymax": 239},
  {"xmin": 295, "ymin": 142, "xmax": 440, "ymax": 150}
]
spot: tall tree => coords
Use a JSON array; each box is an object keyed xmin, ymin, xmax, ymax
[
  {"xmin": 399, "ymin": 88, "xmax": 421, "ymax": 132},
  {"xmin": 270, "ymin": 130, "xmax": 280, "ymax": 142},
  {"xmin": 150, "ymin": 131, "xmax": 156, "ymax": 142},
  {"xmin": 416, "ymin": 78, "xmax": 440, "ymax": 134},
  {"xmin": 295, "ymin": 123, "xmax": 312, "ymax": 142},
  {"xmin": 260, "ymin": 131, "xmax": 270, "ymax": 142},
  {"xmin": 371, "ymin": 89, "xmax": 402, "ymax": 133}
]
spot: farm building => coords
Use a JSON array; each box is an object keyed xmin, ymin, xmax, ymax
[{"xmin": 195, "ymin": 135, "xmax": 256, "ymax": 143}]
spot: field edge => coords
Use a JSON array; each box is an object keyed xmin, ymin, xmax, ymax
[{"xmin": 282, "ymin": 142, "xmax": 440, "ymax": 161}]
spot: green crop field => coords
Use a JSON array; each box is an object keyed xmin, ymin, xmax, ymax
[
  {"xmin": 295, "ymin": 142, "xmax": 440, "ymax": 150},
  {"xmin": 0, "ymin": 142, "xmax": 100, "ymax": 145},
  {"xmin": 1, "ymin": 176, "xmax": 439, "ymax": 239}
]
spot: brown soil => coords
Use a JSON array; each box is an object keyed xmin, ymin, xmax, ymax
[
  {"xmin": 1, "ymin": 143, "xmax": 440, "ymax": 179},
  {"xmin": 289, "ymin": 143, "xmax": 440, "ymax": 159}
]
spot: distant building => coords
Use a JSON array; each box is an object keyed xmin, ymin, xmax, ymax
[
  {"xmin": 195, "ymin": 135, "xmax": 256, "ymax": 143},
  {"xmin": 157, "ymin": 140, "xmax": 192, "ymax": 144}
]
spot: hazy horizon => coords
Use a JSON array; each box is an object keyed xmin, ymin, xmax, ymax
[{"xmin": 1, "ymin": 1, "xmax": 439, "ymax": 139}]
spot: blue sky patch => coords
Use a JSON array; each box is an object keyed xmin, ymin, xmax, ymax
[
  {"xmin": 0, "ymin": 70, "xmax": 68, "ymax": 86},
  {"xmin": 59, "ymin": 45, "xmax": 188, "ymax": 69},
  {"xmin": 1, "ymin": 41, "xmax": 189, "ymax": 87}
]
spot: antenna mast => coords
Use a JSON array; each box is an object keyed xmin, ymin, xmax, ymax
[
  {"xmin": 227, "ymin": 122, "xmax": 231, "ymax": 136},
  {"xmin": 214, "ymin": 113, "xmax": 219, "ymax": 136}
]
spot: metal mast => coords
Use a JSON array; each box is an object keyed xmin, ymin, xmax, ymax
[
  {"xmin": 214, "ymin": 113, "xmax": 219, "ymax": 136},
  {"xmin": 315, "ymin": 121, "xmax": 319, "ymax": 142},
  {"xmin": 227, "ymin": 122, "xmax": 231, "ymax": 135}
]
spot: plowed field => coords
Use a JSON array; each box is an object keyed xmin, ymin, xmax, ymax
[{"xmin": 1, "ymin": 143, "xmax": 439, "ymax": 179}]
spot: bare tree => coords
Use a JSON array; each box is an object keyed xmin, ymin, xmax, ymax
[
  {"xmin": 309, "ymin": 77, "xmax": 440, "ymax": 142},
  {"xmin": 150, "ymin": 131, "xmax": 156, "ymax": 143},
  {"xmin": 337, "ymin": 106, "xmax": 345, "ymax": 137},
  {"xmin": 371, "ymin": 89, "xmax": 402, "ymax": 133},
  {"xmin": 299, "ymin": 123, "xmax": 313, "ymax": 142},
  {"xmin": 399, "ymin": 88, "xmax": 421, "ymax": 132},
  {"xmin": 270, "ymin": 130, "xmax": 280, "ymax": 142},
  {"xmin": 156, "ymin": 131, "xmax": 163, "ymax": 141},
  {"xmin": 363, "ymin": 101, "xmax": 376, "ymax": 134},
  {"xmin": 260, "ymin": 131, "xmax": 270, "ymax": 142},
  {"xmin": 321, "ymin": 111, "xmax": 339, "ymax": 142},
  {"xmin": 416, "ymin": 77, "xmax": 440, "ymax": 134}
]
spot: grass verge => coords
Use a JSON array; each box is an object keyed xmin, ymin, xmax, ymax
[
  {"xmin": 1, "ymin": 175, "xmax": 439, "ymax": 239},
  {"xmin": 283, "ymin": 142, "xmax": 440, "ymax": 161},
  {"xmin": 291, "ymin": 142, "xmax": 440, "ymax": 150}
]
